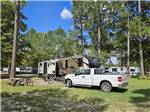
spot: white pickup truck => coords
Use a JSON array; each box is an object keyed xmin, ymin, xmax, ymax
[{"xmin": 64, "ymin": 68, "xmax": 128, "ymax": 92}]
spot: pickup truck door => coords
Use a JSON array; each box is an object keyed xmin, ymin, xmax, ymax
[{"xmin": 73, "ymin": 69, "xmax": 92, "ymax": 86}]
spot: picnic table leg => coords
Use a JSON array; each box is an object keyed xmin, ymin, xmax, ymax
[
  {"xmin": 17, "ymin": 80, "xmax": 22, "ymax": 85},
  {"xmin": 12, "ymin": 80, "xmax": 17, "ymax": 86},
  {"xmin": 24, "ymin": 79, "xmax": 27, "ymax": 86}
]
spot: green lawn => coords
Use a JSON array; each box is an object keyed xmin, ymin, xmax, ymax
[{"xmin": 1, "ymin": 78, "xmax": 150, "ymax": 112}]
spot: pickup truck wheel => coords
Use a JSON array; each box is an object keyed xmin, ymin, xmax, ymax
[
  {"xmin": 66, "ymin": 79, "xmax": 72, "ymax": 88},
  {"xmin": 100, "ymin": 82, "xmax": 112, "ymax": 92}
]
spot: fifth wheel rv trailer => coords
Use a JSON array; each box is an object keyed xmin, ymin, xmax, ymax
[{"xmin": 38, "ymin": 55, "xmax": 101, "ymax": 78}]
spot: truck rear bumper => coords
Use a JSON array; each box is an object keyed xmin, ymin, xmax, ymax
[{"xmin": 118, "ymin": 82, "xmax": 128, "ymax": 88}]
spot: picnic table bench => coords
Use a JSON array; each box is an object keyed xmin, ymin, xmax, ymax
[{"xmin": 9, "ymin": 77, "xmax": 33, "ymax": 86}]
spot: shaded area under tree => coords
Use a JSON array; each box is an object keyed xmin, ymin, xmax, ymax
[
  {"xmin": 1, "ymin": 88, "xmax": 108, "ymax": 112},
  {"xmin": 130, "ymin": 88, "xmax": 150, "ymax": 112}
]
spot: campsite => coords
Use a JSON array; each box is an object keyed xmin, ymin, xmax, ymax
[
  {"xmin": 1, "ymin": 0, "xmax": 150, "ymax": 112},
  {"xmin": 1, "ymin": 78, "xmax": 150, "ymax": 112}
]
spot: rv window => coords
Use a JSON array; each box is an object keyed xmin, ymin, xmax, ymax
[
  {"xmin": 20, "ymin": 68, "xmax": 24, "ymax": 70},
  {"xmin": 65, "ymin": 60, "xmax": 68, "ymax": 69},
  {"xmin": 78, "ymin": 58, "xmax": 83, "ymax": 67},
  {"xmin": 112, "ymin": 68, "xmax": 117, "ymax": 72},
  {"xmin": 27, "ymin": 68, "xmax": 30, "ymax": 70},
  {"xmin": 130, "ymin": 69, "xmax": 135, "ymax": 72}
]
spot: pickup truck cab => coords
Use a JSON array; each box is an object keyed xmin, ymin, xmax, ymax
[{"xmin": 64, "ymin": 68, "xmax": 128, "ymax": 92}]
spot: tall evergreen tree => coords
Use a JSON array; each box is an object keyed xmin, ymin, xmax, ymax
[
  {"xmin": 1, "ymin": 0, "xmax": 27, "ymax": 69},
  {"xmin": 72, "ymin": 1, "xmax": 114, "ymax": 64}
]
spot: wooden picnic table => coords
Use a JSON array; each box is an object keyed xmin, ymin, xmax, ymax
[
  {"xmin": 10, "ymin": 77, "xmax": 33, "ymax": 86},
  {"xmin": 10, "ymin": 78, "xmax": 23, "ymax": 86}
]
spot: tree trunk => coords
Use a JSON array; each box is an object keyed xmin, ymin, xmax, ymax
[
  {"xmin": 127, "ymin": 2, "xmax": 130, "ymax": 76},
  {"xmin": 10, "ymin": 1, "xmax": 20, "ymax": 79},
  {"xmin": 139, "ymin": 38, "xmax": 145, "ymax": 77},
  {"xmin": 127, "ymin": 23, "xmax": 130, "ymax": 76},
  {"xmin": 80, "ymin": 17, "xmax": 84, "ymax": 54},
  {"xmin": 98, "ymin": 27, "xmax": 101, "ymax": 56},
  {"xmin": 98, "ymin": 28, "xmax": 101, "ymax": 56},
  {"xmin": 97, "ymin": 3, "xmax": 101, "ymax": 56},
  {"xmin": 138, "ymin": 0, "xmax": 145, "ymax": 77}
]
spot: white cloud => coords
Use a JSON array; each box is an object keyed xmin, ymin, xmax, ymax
[
  {"xmin": 60, "ymin": 7, "xmax": 72, "ymax": 19},
  {"xmin": 70, "ymin": 0, "xmax": 73, "ymax": 5}
]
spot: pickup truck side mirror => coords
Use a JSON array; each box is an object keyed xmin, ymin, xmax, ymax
[
  {"xmin": 75, "ymin": 72, "xmax": 79, "ymax": 76},
  {"xmin": 75, "ymin": 73, "xmax": 78, "ymax": 76}
]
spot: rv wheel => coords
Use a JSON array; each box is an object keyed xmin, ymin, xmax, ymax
[{"xmin": 66, "ymin": 79, "xmax": 72, "ymax": 88}]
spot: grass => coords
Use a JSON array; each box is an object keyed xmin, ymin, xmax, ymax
[{"xmin": 1, "ymin": 78, "xmax": 150, "ymax": 112}]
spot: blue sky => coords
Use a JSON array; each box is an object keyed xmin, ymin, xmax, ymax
[
  {"xmin": 22, "ymin": 1, "xmax": 117, "ymax": 64},
  {"xmin": 23, "ymin": 1, "xmax": 73, "ymax": 32},
  {"xmin": 22, "ymin": 1, "xmax": 92, "ymax": 43}
]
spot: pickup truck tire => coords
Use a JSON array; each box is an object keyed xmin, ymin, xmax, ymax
[
  {"xmin": 100, "ymin": 81, "xmax": 112, "ymax": 92},
  {"xmin": 66, "ymin": 79, "xmax": 72, "ymax": 88}
]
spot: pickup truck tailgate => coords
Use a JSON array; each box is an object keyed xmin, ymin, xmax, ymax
[{"xmin": 117, "ymin": 74, "xmax": 128, "ymax": 87}]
